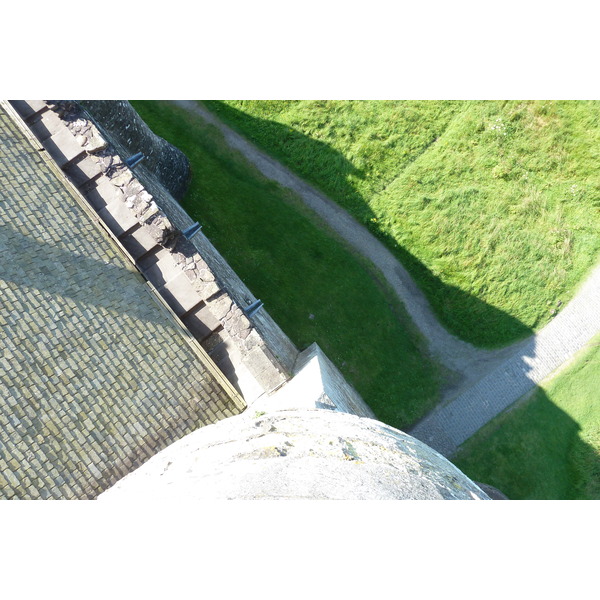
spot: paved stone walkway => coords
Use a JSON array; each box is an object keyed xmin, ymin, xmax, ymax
[
  {"xmin": 409, "ymin": 264, "xmax": 600, "ymax": 455},
  {"xmin": 0, "ymin": 104, "xmax": 244, "ymax": 499},
  {"xmin": 175, "ymin": 100, "xmax": 600, "ymax": 455}
]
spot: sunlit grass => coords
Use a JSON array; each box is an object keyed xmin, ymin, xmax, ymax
[{"xmin": 207, "ymin": 100, "xmax": 600, "ymax": 347}]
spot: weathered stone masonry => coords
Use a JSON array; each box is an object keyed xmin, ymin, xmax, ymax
[
  {"xmin": 1, "ymin": 100, "xmax": 498, "ymax": 500},
  {"xmin": 13, "ymin": 100, "xmax": 294, "ymax": 402},
  {"xmin": 1, "ymin": 99, "xmax": 376, "ymax": 501},
  {"xmin": 14, "ymin": 100, "xmax": 371, "ymax": 416}
]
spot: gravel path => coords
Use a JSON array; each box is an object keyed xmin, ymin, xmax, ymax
[
  {"xmin": 172, "ymin": 100, "xmax": 600, "ymax": 455},
  {"xmin": 172, "ymin": 101, "xmax": 505, "ymax": 383}
]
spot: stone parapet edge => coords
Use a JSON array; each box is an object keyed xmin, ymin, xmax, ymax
[
  {"xmin": 76, "ymin": 101, "xmax": 299, "ymax": 376},
  {"xmin": 56, "ymin": 100, "xmax": 291, "ymax": 393}
]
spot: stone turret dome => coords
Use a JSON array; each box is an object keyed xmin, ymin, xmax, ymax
[{"xmin": 100, "ymin": 408, "xmax": 490, "ymax": 500}]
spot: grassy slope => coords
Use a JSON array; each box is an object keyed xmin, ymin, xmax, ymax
[
  {"xmin": 130, "ymin": 100, "xmax": 442, "ymax": 429},
  {"xmin": 453, "ymin": 336, "xmax": 600, "ymax": 499},
  {"xmin": 206, "ymin": 100, "xmax": 600, "ymax": 347}
]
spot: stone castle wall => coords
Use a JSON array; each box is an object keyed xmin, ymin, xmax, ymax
[
  {"xmin": 78, "ymin": 100, "xmax": 374, "ymax": 417},
  {"xmin": 75, "ymin": 100, "xmax": 299, "ymax": 389},
  {"xmin": 79, "ymin": 100, "xmax": 191, "ymax": 201}
]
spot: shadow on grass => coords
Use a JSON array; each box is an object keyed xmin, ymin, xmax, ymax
[
  {"xmin": 203, "ymin": 100, "xmax": 534, "ymax": 348},
  {"xmin": 373, "ymin": 226, "xmax": 534, "ymax": 348},
  {"xmin": 200, "ymin": 102, "xmax": 599, "ymax": 499},
  {"xmin": 453, "ymin": 388, "xmax": 600, "ymax": 500},
  {"xmin": 130, "ymin": 100, "xmax": 600, "ymax": 499},
  {"xmin": 204, "ymin": 100, "xmax": 371, "ymax": 219}
]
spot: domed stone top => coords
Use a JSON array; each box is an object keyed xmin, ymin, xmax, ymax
[{"xmin": 100, "ymin": 408, "xmax": 490, "ymax": 500}]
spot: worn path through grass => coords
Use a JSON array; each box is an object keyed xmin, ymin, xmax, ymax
[
  {"xmin": 410, "ymin": 259, "xmax": 600, "ymax": 456},
  {"xmin": 174, "ymin": 101, "xmax": 517, "ymax": 388},
  {"xmin": 208, "ymin": 100, "xmax": 600, "ymax": 349},
  {"xmin": 131, "ymin": 100, "xmax": 442, "ymax": 430},
  {"xmin": 176, "ymin": 100, "xmax": 600, "ymax": 456}
]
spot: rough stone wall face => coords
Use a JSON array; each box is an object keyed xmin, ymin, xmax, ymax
[
  {"xmin": 189, "ymin": 229, "xmax": 300, "ymax": 376},
  {"xmin": 0, "ymin": 105, "xmax": 244, "ymax": 499},
  {"xmin": 74, "ymin": 100, "xmax": 300, "ymax": 378},
  {"xmin": 78, "ymin": 100, "xmax": 191, "ymax": 201},
  {"xmin": 65, "ymin": 100, "xmax": 294, "ymax": 393}
]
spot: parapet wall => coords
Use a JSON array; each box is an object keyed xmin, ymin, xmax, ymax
[
  {"xmin": 12, "ymin": 99, "xmax": 376, "ymax": 421},
  {"xmin": 79, "ymin": 100, "xmax": 375, "ymax": 416},
  {"xmin": 75, "ymin": 101, "xmax": 300, "ymax": 376},
  {"xmin": 12, "ymin": 100, "xmax": 294, "ymax": 401},
  {"xmin": 188, "ymin": 229, "xmax": 301, "ymax": 375}
]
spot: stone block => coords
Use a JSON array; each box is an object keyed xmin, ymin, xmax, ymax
[
  {"xmin": 86, "ymin": 176, "xmax": 124, "ymax": 211},
  {"xmin": 138, "ymin": 248, "xmax": 181, "ymax": 288},
  {"xmin": 205, "ymin": 293, "xmax": 232, "ymax": 322},
  {"xmin": 98, "ymin": 198, "xmax": 138, "ymax": 237},
  {"xmin": 241, "ymin": 346, "xmax": 286, "ymax": 392},
  {"xmin": 84, "ymin": 130, "xmax": 107, "ymax": 154},
  {"xmin": 88, "ymin": 463, "xmax": 102, "ymax": 479},
  {"xmin": 120, "ymin": 225, "xmax": 160, "ymax": 260},
  {"xmin": 195, "ymin": 279, "xmax": 220, "ymax": 301},
  {"xmin": 109, "ymin": 168, "xmax": 134, "ymax": 189},
  {"xmin": 10, "ymin": 100, "xmax": 48, "ymax": 121},
  {"xmin": 64, "ymin": 155, "xmax": 103, "ymax": 187},
  {"xmin": 225, "ymin": 309, "xmax": 252, "ymax": 339},
  {"xmin": 158, "ymin": 272, "xmax": 201, "ymax": 317},
  {"xmin": 208, "ymin": 339, "xmax": 238, "ymax": 377},
  {"xmin": 41, "ymin": 128, "xmax": 85, "ymax": 167},
  {"xmin": 29, "ymin": 110, "xmax": 65, "ymax": 142},
  {"xmin": 182, "ymin": 303, "xmax": 222, "ymax": 342}
]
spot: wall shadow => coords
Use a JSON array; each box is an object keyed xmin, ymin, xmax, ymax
[
  {"xmin": 203, "ymin": 100, "xmax": 371, "ymax": 220},
  {"xmin": 453, "ymin": 387, "xmax": 600, "ymax": 500},
  {"xmin": 203, "ymin": 101, "xmax": 535, "ymax": 348},
  {"xmin": 376, "ymin": 228, "xmax": 533, "ymax": 347},
  {"xmin": 1, "ymin": 221, "xmax": 173, "ymax": 327}
]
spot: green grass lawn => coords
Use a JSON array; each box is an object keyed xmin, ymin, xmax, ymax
[
  {"xmin": 130, "ymin": 100, "xmax": 443, "ymax": 430},
  {"xmin": 205, "ymin": 100, "xmax": 600, "ymax": 347},
  {"xmin": 453, "ymin": 336, "xmax": 600, "ymax": 499}
]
